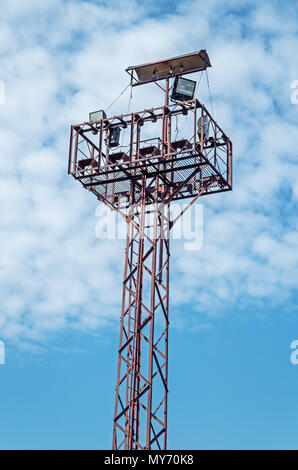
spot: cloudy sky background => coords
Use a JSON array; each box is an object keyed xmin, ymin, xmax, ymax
[{"xmin": 0, "ymin": 0, "xmax": 298, "ymax": 449}]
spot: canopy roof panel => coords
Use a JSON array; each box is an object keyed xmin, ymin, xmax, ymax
[{"xmin": 126, "ymin": 50, "xmax": 211, "ymax": 85}]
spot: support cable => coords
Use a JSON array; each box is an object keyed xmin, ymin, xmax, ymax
[
  {"xmin": 205, "ymin": 69, "xmax": 214, "ymax": 118},
  {"xmin": 197, "ymin": 70, "xmax": 204, "ymax": 90},
  {"xmin": 105, "ymin": 82, "xmax": 131, "ymax": 114},
  {"xmin": 120, "ymin": 86, "xmax": 133, "ymax": 148}
]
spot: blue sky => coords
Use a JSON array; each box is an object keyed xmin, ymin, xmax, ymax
[{"xmin": 0, "ymin": 0, "xmax": 298, "ymax": 449}]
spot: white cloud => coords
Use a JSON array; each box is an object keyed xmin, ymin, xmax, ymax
[{"xmin": 0, "ymin": 0, "xmax": 298, "ymax": 346}]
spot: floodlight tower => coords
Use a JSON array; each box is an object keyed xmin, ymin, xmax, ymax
[{"xmin": 68, "ymin": 50, "xmax": 232, "ymax": 450}]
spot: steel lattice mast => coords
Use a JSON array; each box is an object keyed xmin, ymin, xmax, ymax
[
  {"xmin": 113, "ymin": 175, "xmax": 171, "ymax": 449},
  {"xmin": 68, "ymin": 50, "xmax": 232, "ymax": 450}
]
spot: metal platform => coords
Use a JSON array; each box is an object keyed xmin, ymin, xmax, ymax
[{"xmin": 69, "ymin": 98, "xmax": 232, "ymax": 210}]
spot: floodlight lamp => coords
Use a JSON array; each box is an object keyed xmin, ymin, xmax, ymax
[
  {"xmin": 89, "ymin": 109, "xmax": 107, "ymax": 122},
  {"xmin": 171, "ymin": 77, "xmax": 196, "ymax": 102},
  {"xmin": 109, "ymin": 127, "xmax": 121, "ymax": 148}
]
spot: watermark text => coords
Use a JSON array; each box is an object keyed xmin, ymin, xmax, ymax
[
  {"xmin": 0, "ymin": 81, "xmax": 5, "ymax": 104},
  {"xmin": 290, "ymin": 80, "xmax": 298, "ymax": 104},
  {"xmin": 95, "ymin": 202, "xmax": 204, "ymax": 251},
  {"xmin": 290, "ymin": 340, "xmax": 298, "ymax": 365},
  {"xmin": 0, "ymin": 340, "xmax": 5, "ymax": 364}
]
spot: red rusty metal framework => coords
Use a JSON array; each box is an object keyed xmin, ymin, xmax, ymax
[{"xmin": 68, "ymin": 53, "xmax": 232, "ymax": 450}]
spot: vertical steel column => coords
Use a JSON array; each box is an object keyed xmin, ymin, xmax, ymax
[
  {"xmin": 113, "ymin": 79, "xmax": 171, "ymax": 451},
  {"xmin": 113, "ymin": 182, "xmax": 170, "ymax": 450}
]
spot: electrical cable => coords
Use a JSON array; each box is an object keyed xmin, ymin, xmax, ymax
[{"xmin": 174, "ymin": 115, "xmax": 179, "ymax": 141}]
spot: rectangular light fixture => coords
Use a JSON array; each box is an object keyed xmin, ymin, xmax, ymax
[
  {"xmin": 109, "ymin": 127, "xmax": 121, "ymax": 148},
  {"xmin": 171, "ymin": 77, "xmax": 196, "ymax": 102},
  {"xmin": 89, "ymin": 109, "xmax": 107, "ymax": 122}
]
